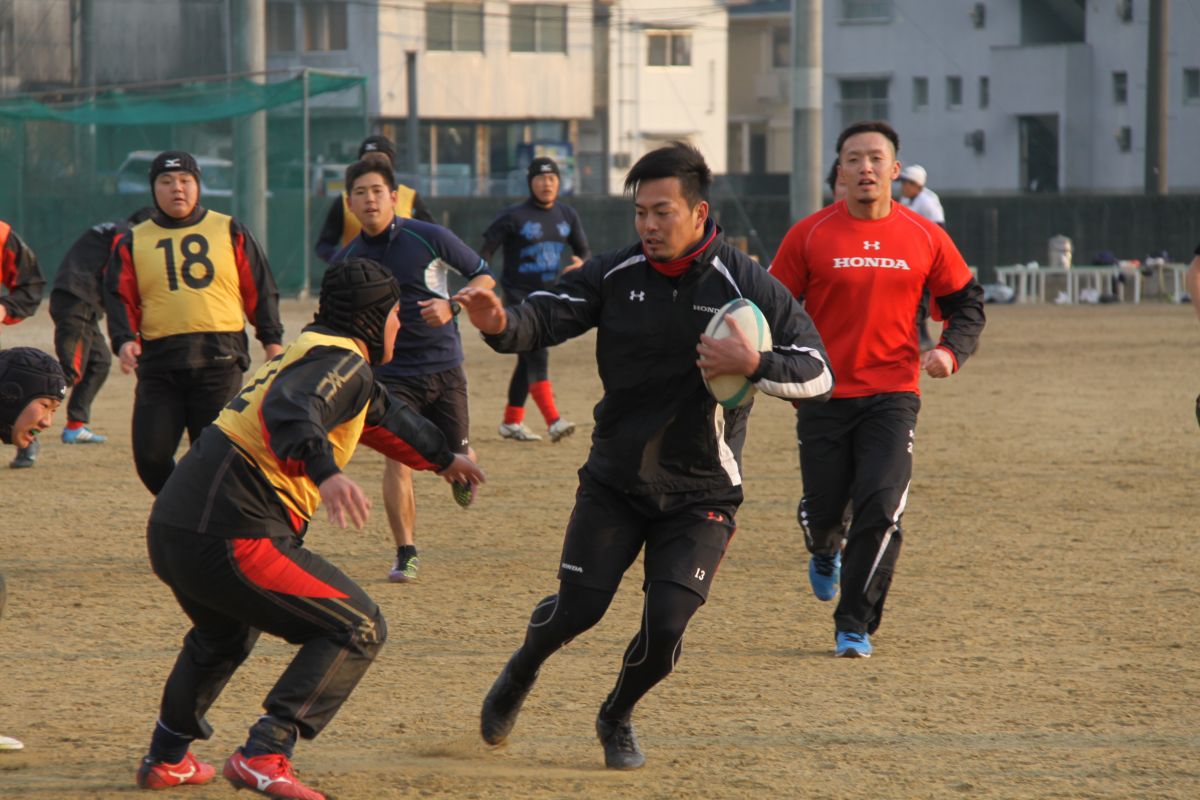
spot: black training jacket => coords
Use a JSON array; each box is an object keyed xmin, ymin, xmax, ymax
[
  {"xmin": 50, "ymin": 220, "xmax": 127, "ymax": 321},
  {"xmin": 484, "ymin": 224, "xmax": 834, "ymax": 495}
]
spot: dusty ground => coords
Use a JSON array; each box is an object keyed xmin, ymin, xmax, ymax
[{"xmin": 1, "ymin": 299, "xmax": 1197, "ymax": 799}]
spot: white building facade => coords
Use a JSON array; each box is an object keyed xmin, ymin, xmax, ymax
[
  {"xmin": 603, "ymin": 0, "xmax": 730, "ymax": 192},
  {"xmin": 266, "ymin": 0, "xmax": 595, "ymax": 194},
  {"xmin": 264, "ymin": 0, "xmax": 730, "ymax": 195}
]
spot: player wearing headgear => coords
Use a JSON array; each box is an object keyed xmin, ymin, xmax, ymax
[
  {"xmin": 0, "ymin": 346, "xmax": 67, "ymax": 751},
  {"xmin": 336, "ymin": 157, "xmax": 494, "ymax": 584},
  {"xmin": 770, "ymin": 121, "xmax": 985, "ymax": 658},
  {"xmin": 1, "ymin": 220, "xmax": 47, "ymax": 468},
  {"xmin": 133, "ymin": 258, "xmax": 485, "ymax": 799},
  {"xmin": 105, "ymin": 150, "xmax": 284, "ymax": 494},
  {"xmin": 313, "ymin": 134, "xmax": 434, "ymax": 264},
  {"xmin": 51, "ymin": 207, "xmax": 154, "ymax": 445},
  {"xmin": 456, "ymin": 142, "xmax": 832, "ymax": 770},
  {"xmin": 479, "ymin": 156, "xmax": 590, "ymax": 443}
]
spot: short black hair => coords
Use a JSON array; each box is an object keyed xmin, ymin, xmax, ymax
[
  {"xmin": 835, "ymin": 121, "xmax": 900, "ymax": 157},
  {"xmin": 826, "ymin": 158, "xmax": 840, "ymax": 196},
  {"xmin": 345, "ymin": 157, "xmax": 397, "ymax": 193},
  {"xmin": 623, "ymin": 141, "xmax": 712, "ymax": 208}
]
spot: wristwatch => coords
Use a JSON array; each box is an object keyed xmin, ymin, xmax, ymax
[{"xmin": 450, "ymin": 300, "xmax": 463, "ymax": 317}]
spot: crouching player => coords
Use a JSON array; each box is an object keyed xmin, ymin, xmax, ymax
[
  {"xmin": 133, "ymin": 259, "xmax": 486, "ymax": 799},
  {"xmin": 0, "ymin": 346, "xmax": 68, "ymax": 750}
]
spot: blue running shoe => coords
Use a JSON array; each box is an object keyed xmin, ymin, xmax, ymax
[
  {"xmin": 834, "ymin": 630, "xmax": 872, "ymax": 658},
  {"xmin": 62, "ymin": 425, "xmax": 107, "ymax": 444},
  {"xmin": 808, "ymin": 552, "xmax": 841, "ymax": 601}
]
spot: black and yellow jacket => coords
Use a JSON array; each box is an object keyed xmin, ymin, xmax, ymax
[{"xmin": 149, "ymin": 325, "xmax": 456, "ymax": 539}]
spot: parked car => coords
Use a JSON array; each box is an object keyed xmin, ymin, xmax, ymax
[{"xmin": 114, "ymin": 150, "xmax": 235, "ymax": 197}]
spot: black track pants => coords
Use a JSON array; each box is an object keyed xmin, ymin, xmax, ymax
[
  {"xmin": 52, "ymin": 311, "xmax": 111, "ymax": 424},
  {"xmin": 132, "ymin": 366, "xmax": 243, "ymax": 494},
  {"xmin": 147, "ymin": 525, "xmax": 386, "ymax": 741},
  {"xmin": 797, "ymin": 392, "xmax": 920, "ymax": 634}
]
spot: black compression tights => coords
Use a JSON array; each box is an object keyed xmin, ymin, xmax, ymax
[
  {"xmin": 506, "ymin": 348, "xmax": 550, "ymax": 407},
  {"xmin": 510, "ymin": 580, "xmax": 704, "ymax": 721}
]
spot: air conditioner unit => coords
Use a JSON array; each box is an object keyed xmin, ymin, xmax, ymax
[
  {"xmin": 964, "ymin": 129, "xmax": 985, "ymax": 153},
  {"xmin": 0, "ymin": 75, "xmax": 21, "ymax": 94},
  {"xmin": 970, "ymin": 3, "xmax": 986, "ymax": 28}
]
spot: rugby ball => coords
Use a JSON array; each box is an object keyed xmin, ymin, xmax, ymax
[{"xmin": 702, "ymin": 298, "xmax": 772, "ymax": 409}]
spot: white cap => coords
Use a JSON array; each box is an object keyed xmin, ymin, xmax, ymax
[{"xmin": 899, "ymin": 164, "xmax": 927, "ymax": 187}]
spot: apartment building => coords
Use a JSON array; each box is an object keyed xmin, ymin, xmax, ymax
[
  {"xmin": 728, "ymin": 0, "xmax": 1200, "ymax": 193},
  {"xmin": 265, "ymin": 0, "xmax": 594, "ymax": 194}
]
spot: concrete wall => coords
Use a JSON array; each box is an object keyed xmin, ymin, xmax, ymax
[
  {"xmin": 374, "ymin": 1, "xmax": 593, "ymax": 120},
  {"xmin": 427, "ymin": 192, "xmax": 1200, "ymax": 285},
  {"xmin": 90, "ymin": 0, "xmax": 228, "ymax": 85},
  {"xmin": 3, "ymin": 0, "xmax": 73, "ymax": 90}
]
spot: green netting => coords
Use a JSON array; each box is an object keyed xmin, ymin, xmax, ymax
[
  {"xmin": 0, "ymin": 70, "xmax": 368, "ymax": 294},
  {"xmin": 0, "ymin": 73, "xmax": 364, "ymax": 125}
]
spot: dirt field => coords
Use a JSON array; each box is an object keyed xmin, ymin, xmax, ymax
[{"xmin": 1, "ymin": 299, "xmax": 1196, "ymax": 799}]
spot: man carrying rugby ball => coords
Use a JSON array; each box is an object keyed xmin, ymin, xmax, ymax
[{"xmin": 456, "ymin": 141, "xmax": 833, "ymax": 770}]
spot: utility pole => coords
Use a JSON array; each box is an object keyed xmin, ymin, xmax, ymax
[
  {"xmin": 790, "ymin": 0, "xmax": 822, "ymax": 224},
  {"xmin": 80, "ymin": 0, "xmax": 95, "ymax": 89},
  {"xmin": 79, "ymin": 0, "xmax": 97, "ymax": 192},
  {"xmin": 1144, "ymin": 0, "xmax": 1168, "ymax": 195},
  {"xmin": 406, "ymin": 51, "xmax": 420, "ymax": 186},
  {"xmin": 232, "ymin": 0, "xmax": 268, "ymax": 242}
]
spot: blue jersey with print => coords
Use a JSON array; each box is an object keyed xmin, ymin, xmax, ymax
[
  {"xmin": 482, "ymin": 199, "xmax": 590, "ymax": 295},
  {"xmin": 336, "ymin": 216, "xmax": 492, "ymax": 377}
]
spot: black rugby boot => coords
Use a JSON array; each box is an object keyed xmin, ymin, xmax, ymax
[
  {"xmin": 595, "ymin": 713, "xmax": 646, "ymax": 770},
  {"xmin": 480, "ymin": 654, "xmax": 538, "ymax": 745}
]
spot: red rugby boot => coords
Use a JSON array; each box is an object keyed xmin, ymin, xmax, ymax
[
  {"xmin": 135, "ymin": 751, "xmax": 216, "ymax": 790},
  {"xmin": 222, "ymin": 748, "xmax": 327, "ymax": 800}
]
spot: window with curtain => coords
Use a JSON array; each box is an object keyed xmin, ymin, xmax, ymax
[
  {"xmin": 511, "ymin": 4, "xmax": 567, "ymax": 53},
  {"xmin": 427, "ymin": 3, "xmax": 484, "ymax": 52}
]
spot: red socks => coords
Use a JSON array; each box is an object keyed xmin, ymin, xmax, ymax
[
  {"xmin": 529, "ymin": 380, "xmax": 559, "ymax": 426},
  {"xmin": 503, "ymin": 405, "xmax": 525, "ymax": 425}
]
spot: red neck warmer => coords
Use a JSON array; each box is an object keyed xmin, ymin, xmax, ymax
[{"xmin": 645, "ymin": 222, "xmax": 717, "ymax": 277}]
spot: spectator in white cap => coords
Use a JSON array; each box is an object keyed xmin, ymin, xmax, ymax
[
  {"xmin": 897, "ymin": 164, "xmax": 945, "ymax": 226},
  {"xmin": 898, "ymin": 165, "xmax": 945, "ymax": 350}
]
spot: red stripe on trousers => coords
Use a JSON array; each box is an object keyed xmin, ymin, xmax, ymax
[
  {"xmin": 231, "ymin": 538, "xmax": 348, "ymax": 599},
  {"xmin": 72, "ymin": 340, "xmax": 84, "ymax": 381}
]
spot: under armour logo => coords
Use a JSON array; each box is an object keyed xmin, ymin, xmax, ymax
[
  {"xmin": 364, "ymin": 143, "xmax": 379, "ymax": 151},
  {"xmin": 164, "ymin": 158, "xmax": 182, "ymax": 168},
  {"xmin": 863, "ymin": 240, "xmax": 880, "ymax": 250},
  {"xmin": 630, "ymin": 291, "xmax": 645, "ymax": 301}
]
